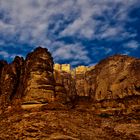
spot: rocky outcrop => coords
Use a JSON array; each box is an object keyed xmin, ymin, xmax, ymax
[
  {"xmin": 0, "ymin": 47, "xmax": 140, "ymax": 114},
  {"xmin": 54, "ymin": 64, "xmax": 75, "ymax": 103},
  {"xmin": 0, "ymin": 56, "xmax": 23, "ymax": 110},
  {"xmin": 0, "ymin": 60, "xmax": 7, "ymax": 76},
  {"xmin": 86, "ymin": 55, "xmax": 140, "ymax": 111},
  {"xmin": 22, "ymin": 47, "xmax": 55, "ymax": 103},
  {"xmin": 54, "ymin": 64, "xmax": 93, "ymax": 102},
  {"xmin": 74, "ymin": 66, "xmax": 90, "ymax": 97},
  {"xmin": 0, "ymin": 47, "xmax": 55, "ymax": 112},
  {"xmin": 0, "ymin": 60, "xmax": 7, "ymax": 96}
]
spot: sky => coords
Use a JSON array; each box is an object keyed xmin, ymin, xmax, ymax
[{"xmin": 0, "ymin": 0, "xmax": 140, "ymax": 67}]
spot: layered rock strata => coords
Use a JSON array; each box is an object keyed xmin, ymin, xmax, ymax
[
  {"xmin": 0, "ymin": 56, "xmax": 23, "ymax": 110},
  {"xmin": 0, "ymin": 47, "xmax": 140, "ymax": 114},
  {"xmin": 86, "ymin": 55, "xmax": 140, "ymax": 111},
  {"xmin": 54, "ymin": 55, "xmax": 140, "ymax": 113},
  {"xmin": 54, "ymin": 64, "xmax": 93, "ymax": 99},
  {"xmin": 22, "ymin": 47, "xmax": 55, "ymax": 103},
  {"xmin": 54, "ymin": 64, "xmax": 75, "ymax": 103},
  {"xmin": 0, "ymin": 47, "xmax": 55, "ymax": 112}
]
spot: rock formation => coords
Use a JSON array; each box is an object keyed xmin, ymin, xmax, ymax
[
  {"xmin": 0, "ymin": 47, "xmax": 55, "ymax": 112},
  {"xmin": 22, "ymin": 47, "xmax": 55, "ymax": 103},
  {"xmin": 0, "ymin": 47, "xmax": 140, "ymax": 114},
  {"xmin": 74, "ymin": 66, "xmax": 90, "ymax": 97},
  {"xmin": 54, "ymin": 64, "xmax": 75, "ymax": 103},
  {"xmin": 53, "ymin": 64, "xmax": 93, "ymax": 100},
  {"xmin": 0, "ymin": 56, "xmax": 23, "ymax": 110},
  {"xmin": 0, "ymin": 60, "xmax": 7, "ymax": 96},
  {"xmin": 0, "ymin": 47, "xmax": 140, "ymax": 140},
  {"xmin": 86, "ymin": 55, "xmax": 140, "ymax": 112}
]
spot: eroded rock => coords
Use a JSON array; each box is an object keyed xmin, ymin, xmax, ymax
[
  {"xmin": 0, "ymin": 56, "xmax": 23, "ymax": 110},
  {"xmin": 22, "ymin": 47, "xmax": 55, "ymax": 103},
  {"xmin": 87, "ymin": 55, "xmax": 140, "ymax": 112}
]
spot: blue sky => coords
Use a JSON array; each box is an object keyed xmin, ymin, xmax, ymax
[{"xmin": 0, "ymin": 0, "xmax": 140, "ymax": 67}]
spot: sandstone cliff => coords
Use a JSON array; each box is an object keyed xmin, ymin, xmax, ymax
[
  {"xmin": 86, "ymin": 55, "xmax": 140, "ymax": 112},
  {"xmin": 54, "ymin": 64, "xmax": 76, "ymax": 104},
  {"xmin": 22, "ymin": 47, "xmax": 55, "ymax": 103},
  {"xmin": 0, "ymin": 47, "xmax": 55, "ymax": 112},
  {"xmin": 0, "ymin": 47, "xmax": 140, "ymax": 114},
  {"xmin": 0, "ymin": 56, "xmax": 23, "ymax": 110},
  {"xmin": 53, "ymin": 64, "xmax": 92, "ymax": 100},
  {"xmin": 0, "ymin": 47, "xmax": 140, "ymax": 140}
]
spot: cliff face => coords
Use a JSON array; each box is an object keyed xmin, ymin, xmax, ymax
[
  {"xmin": 74, "ymin": 66, "xmax": 92, "ymax": 97},
  {"xmin": 54, "ymin": 64, "xmax": 76, "ymax": 104},
  {"xmin": 94, "ymin": 55, "xmax": 140, "ymax": 100},
  {"xmin": 0, "ymin": 47, "xmax": 140, "ymax": 140},
  {"xmin": 54, "ymin": 64, "xmax": 93, "ymax": 97},
  {"xmin": 54, "ymin": 55, "xmax": 140, "ymax": 112},
  {"xmin": 0, "ymin": 60, "xmax": 7, "ymax": 96},
  {"xmin": 86, "ymin": 55, "xmax": 140, "ymax": 110},
  {"xmin": 0, "ymin": 47, "xmax": 55, "ymax": 112},
  {"xmin": 0, "ymin": 57, "xmax": 23, "ymax": 110},
  {"xmin": 22, "ymin": 47, "xmax": 55, "ymax": 103},
  {"xmin": 0, "ymin": 47, "xmax": 140, "ymax": 114}
]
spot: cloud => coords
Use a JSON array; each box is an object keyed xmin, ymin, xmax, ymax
[
  {"xmin": 60, "ymin": 0, "xmax": 139, "ymax": 40},
  {"xmin": 0, "ymin": 0, "xmax": 140, "ymax": 65},
  {"xmin": 123, "ymin": 40, "xmax": 139, "ymax": 49},
  {"xmin": 0, "ymin": 50, "xmax": 22, "ymax": 60},
  {"xmin": 52, "ymin": 42, "xmax": 91, "ymax": 66},
  {"xmin": 0, "ymin": 0, "xmax": 139, "ymax": 42},
  {"xmin": 0, "ymin": 41, "xmax": 5, "ymax": 46},
  {"xmin": 0, "ymin": 50, "xmax": 10, "ymax": 58}
]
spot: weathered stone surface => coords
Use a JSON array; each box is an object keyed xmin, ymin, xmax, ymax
[
  {"xmin": 54, "ymin": 64, "xmax": 92, "ymax": 102},
  {"xmin": 0, "ymin": 56, "xmax": 23, "ymax": 110},
  {"xmin": 0, "ymin": 60, "xmax": 7, "ymax": 96},
  {"xmin": 54, "ymin": 64, "xmax": 72, "ymax": 103},
  {"xmin": 86, "ymin": 55, "xmax": 140, "ymax": 111},
  {"xmin": 74, "ymin": 66, "xmax": 87, "ymax": 97},
  {"xmin": 1, "ymin": 109, "xmax": 140, "ymax": 140},
  {"xmin": 0, "ymin": 47, "xmax": 140, "ymax": 114},
  {"xmin": 0, "ymin": 60, "xmax": 7, "ymax": 76},
  {"xmin": 22, "ymin": 47, "xmax": 55, "ymax": 103},
  {"xmin": 0, "ymin": 47, "xmax": 140, "ymax": 139}
]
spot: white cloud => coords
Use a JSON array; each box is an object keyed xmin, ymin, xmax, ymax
[
  {"xmin": 0, "ymin": 0, "xmax": 139, "ymax": 42},
  {"xmin": 0, "ymin": 50, "xmax": 22, "ymax": 59},
  {"xmin": 123, "ymin": 40, "xmax": 139, "ymax": 49},
  {"xmin": 52, "ymin": 42, "xmax": 91, "ymax": 66},
  {"xmin": 0, "ymin": 51, "xmax": 10, "ymax": 58},
  {"xmin": 98, "ymin": 27, "xmax": 122, "ymax": 39},
  {"xmin": 0, "ymin": 0, "xmax": 139, "ymax": 64},
  {"xmin": 60, "ymin": 0, "xmax": 139, "ymax": 39}
]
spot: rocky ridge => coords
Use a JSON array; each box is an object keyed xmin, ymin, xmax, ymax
[
  {"xmin": 0, "ymin": 47, "xmax": 140, "ymax": 115},
  {"xmin": 0, "ymin": 47, "xmax": 140, "ymax": 140},
  {"xmin": 22, "ymin": 47, "xmax": 55, "ymax": 103},
  {"xmin": 86, "ymin": 55, "xmax": 140, "ymax": 113},
  {"xmin": 0, "ymin": 47, "xmax": 55, "ymax": 112}
]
